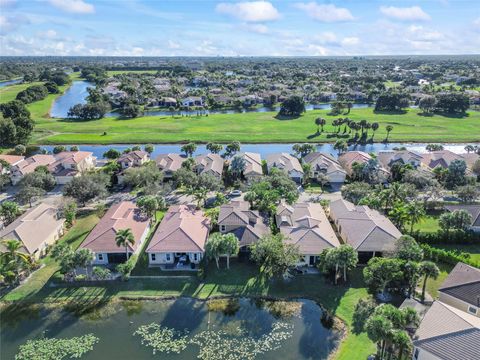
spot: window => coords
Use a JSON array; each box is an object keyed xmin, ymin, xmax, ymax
[
  {"xmin": 220, "ymin": 225, "xmax": 226, "ymax": 232},
  {"xmin": 151, "ymin": 253, "xmax": 156, "ymax": 261},
  {"xmin": 413, "ymin": 348, "xmax": 420, "ymax": 360},
  {"xmin": 194, "ymin": 253, "xmax": 198, "ymax": 261},
  {"xmin": 98, "ymin": 254, "xmax": 103, "ymax": 261},
  {"xmin": 166, "ymin": 253, "xmax": 171, "ymax": 261},
  {"xmin": 468, "ymin": 306, "xmax": 477, "ymax": 315}
]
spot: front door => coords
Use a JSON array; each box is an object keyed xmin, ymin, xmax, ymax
[{"xmin": 309, "ymin": 256, "xmax": 315, "ymax": 266}]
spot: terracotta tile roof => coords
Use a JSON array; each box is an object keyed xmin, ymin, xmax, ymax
[
  {"xmin": 304, "ymin": 152, "xmax": 346, "ymax": 176},
  {"xmin": 413, "ymin": 301, "xmax": 480, "ymax": 360},
  {"xmin": 338, "ymin": 151, "xmax": 385, "ymax": 175},
  {"xmin": 421, "ymin": 150, "xmax": 464, "ymax": 170},
  {"xmin": 0, "ymin": 203, "xmax": 65, "ymax": 255},
  {"xmin": 329, "ymin": 198, "xmax": 401, "ymax": 252},
  {"xmin": 266, "ymin": 153, "xmax": 303, "ymax": 173},
  {"xmin": 277, "ymin": 202, "xmax": 340, "ymax": 254},
  {"xmin": 118, "ymin": 150, "xmax": 149, "ymax": 163},
  {"xmin": 155, "ymin": 153, "xmax": 187, "ymax": 172},
  {"xmin": 147, "ymin": 205, "xmax": 210, "ymax": 253},
  {"xmin": 377, "ymin": 150, "xmax": 422, "ymax": 169},
  {"xmin": 80, "ymin": 201, "xmax": 149, "ymax": 253},
  {"xmin": 0, "ymin": 155, "xmax": 24, "ymax": 165},
  {"xmin": 12, "ymin": 154, "xmax": 56, "ymax": 175}
]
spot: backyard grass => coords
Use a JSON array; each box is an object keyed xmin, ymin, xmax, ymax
[
  {"xmin": 1, "ymin": 213, "xmax": 100, "ymax": 302},
  {"xmin": 413, "ymin": 213, "xmax": 441, "ymax": 233},
  {"xmin": 423, "ymin": 261, "xmax": 453, "ymax": 299},
  {"xmin": 431, "ymin": 244, "xmax": 480, "ymax": 263},
  {"xmin": 30, "ymin": 106, "xmax": 480, "ymax": 144}
]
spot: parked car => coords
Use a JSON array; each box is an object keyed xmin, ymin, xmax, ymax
[{"xmin": 229, "ymin": 190, "xmax": 242, "ymax": 197}]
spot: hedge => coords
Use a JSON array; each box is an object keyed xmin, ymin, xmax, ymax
[
  {"xmin": 420, "ymin": 243, "xmax": 479, "ymax": 269},
  {"xmin": 413, "ymin": 230, "xmax": 480, "ymax": 245}
]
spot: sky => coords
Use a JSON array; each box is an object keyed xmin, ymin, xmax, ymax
[{"xmin": 0, "ymin": 0, "xmax": 479, "ymax": 56}]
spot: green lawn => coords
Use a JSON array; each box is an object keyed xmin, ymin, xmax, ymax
[
  {"xmin": 0, "ymin": 81, "xmax": 44, "ymax": 103},
  {"xmin": 1, "ymin": 213, "xmax": 100, "ymax": 302},
  {"xmin": 413, "ymin": 213, "xmax": 441, "ymax": 233},
  {"xmin": 30, "ymin": 106, "xmax": 480, "ymax": 144},
  {"xmin": 431, "ymin": 244, "xmax": 480, "ymax": 263},
  {"xmin": 423, "ymin": 261, "xmax": 453, "ymax": 299},
  {"xmin": 106, "ymin": 70, "xmax": 159, "ymax": 76}
]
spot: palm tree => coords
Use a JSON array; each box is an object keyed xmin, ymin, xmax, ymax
[
  {"xmin": 222, "ymin": 233, "xmax": 239, "ymax": 269},
  {"xmin": 391, "ymin": 329, "xmax": 412, "ymax": 360},
  {"xmin": 230, "ymin": 155, "xmax": 246, "ymax": 180},
  {"xmin": 419, "ymin": 261, "xmax": 439, "ymax": 303},
  {"xmin": 385, "ymin": 125, "xmax": 393, "ymax": 142},
  {"xmin": 334, "ymin": 140, "xmax": 347, "ymax": 155},
  {"xmin": 315, "ymin": 117, "xmax": 326, "ymax": 133},
  {"xmin": 371, "ymin": 122, "xmax": 379, "ymax": 139},
  {"xmin": 0, "ymin": 239, "xmax": 32, "ymax": 285},
  {"xmin": 406, "ymin": 202, "xmax": 426, "ymax": 233},
  {"xmin": 115, "ymin": 229, "xmax": 135, "ymax": 260},
  {"xmin": 366, "ymin": 315, "xmax": 393, "ymax": 359},
  {"xmin": 464, "ymin": 144, "xmax": 475, "ymax": 153}
]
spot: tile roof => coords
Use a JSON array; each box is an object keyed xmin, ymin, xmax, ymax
[
  {"xmin": 329, "ymin": 198, "xmax": 401, "ymax": 252},
  {"xmin": 277, "ymin": 202, "xmax": 340, "ymax": 254},
  {"xmin": 12, "ymin": 154, "xmax": 56, "ymax": 175},
  {"xmin": 0, "ymin": 203, "xmax": 65, "ymax": 255},
  {"xmin": 414, "ymin": 301, "xmax": 480, "ymax": 360},
  {"xmin": 304, "ymin": 152, "xmax": 346, "ymax": 176},
  {"xmin": 266, "ymin": 153, "xmax": 303, "ymax": 173},
  {"xmin": 118, "ymin": 150, "xmax": 149, "ymax": 163},
  {"xmin": 338, "ymin": 151, "xmax": 372, "ymax": 174},
  {"xmin": 48, "ymin": 151, "xmax": 94, "ymax": 175},
  {"xmin": 237, "ymin": 152, "xmax": 263, "ymax": 176},
  {"xmin": 195, "ymin": 153, "xmax": 224, "ymax": 176},
  {"xmin": 155, "ymin": 153, "xmax": 187, "ymax": 172},
  {"xmin": 421, "ymin": 150, "xmax": 465, "ymax": 170},
  {"xmin": 147, "ymin": 205, "xmax": 210, "ymax": 253},
  {"xmin": 377, "ymin": 150, "xmax": 422, "ymax": 169},
  {"xmin": 0, "ymin": 155, "xmax": 24, "ymax": 165},
  {"xmin": 80, "ymin": 201, "xmax": 149, "ymax": 253},
  {"xmin": 439, "ymin": 262, "xmax": 480, "ymax": 307}
]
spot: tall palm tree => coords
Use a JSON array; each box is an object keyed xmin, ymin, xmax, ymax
[
  {"xmin": 406, "ymin": 202, "xmax": 426, "ymax": 233},
  {"xmin": 385, "ymin": 125, "xmax": 393, "ymax": 142},
  {"xmin": 0, "ymin": 239, "xmax": 32, "ymax": 285},
  {"xmin": 464, "ymin": 144, "xmax": 475, "ymax": 153},
  {"xmin": 371, "ymin": 122, "xmax": 379, "ymax": 138},
  {"xmin": 419, "ymin": 261, "xmax": 440, "ymax": 303},
  {"xmin": 115, "ymin": 229, "xmax": 135, "ymax": 260}
]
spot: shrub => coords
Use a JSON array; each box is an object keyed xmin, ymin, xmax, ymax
[
  {"xmin": 116, "ymin": 254, "xmax": 138, "ymax": 281},
  {"xmin": 420, "ymin": 243, "xmax": 479, "ymax": 268}
]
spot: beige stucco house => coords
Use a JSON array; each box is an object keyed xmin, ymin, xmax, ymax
[{"xmin": 304, "ymin": 152, "xmax": 347, "ymax": 184}]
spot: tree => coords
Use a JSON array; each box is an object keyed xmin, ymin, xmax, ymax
[
  {"xmin": 115, "ymin": 228, "xmax": 135, "ymax": 260},
  {"xmin": 435, "ymin": 92, "xmax": 469, "ymax": 114},
  {"xmin": 333, "ymin": 140, "xmax": 347, "ymax": 155},
  {"xmin": 122, "ymin": 102, "xmax": 142, "ymax": 118},
  {"xmin": 278, "ymin": 95, "xmax": 305, "ymax": 117},
  {"xmin": 341, "ymin": 182, "xmax": 372, "ymax": 204},
  {"xmin": 74, "ymin": 248, "xmax": 94, "ymax": 277},
  {"xmin": 205, "ymin": 233, "xmax": 223, "ymax": 269},
  {"xmin": 53, "ymin": 145, "xmax": 66, "ymax": 154},
  {"xmin": 315, "ymin": 117, "xmax": 326, "ymax": 133},
  {"xmin": 439, "ymin": 210, "xmax": 472, "ymax": 232},
  {"xmin": 63, "ymin": 173, "xmax": 109, "ymax": 206},
  {"xmin": 385, "ymin": 125, "xmax": 393, "ymax": 142},
  {"xmin": 123, "ymin": 162, "xmax": 163, "ymax": 190},
  {"xmin": 224, "ymin": 141, "xmax": 241, "ymax": 158},
  {"xmin": 221, "ymin": 233, "xmax": 239, "ymax": 269},
  {"xmin": 455, "ymin": 184, "xmax": 479, "ymax": 203},
  {"xmin": 92, "ymin": 266, "xmax": 111, "ymax": 280},
  {"xmin": 250, "ymin": 233, "xmax": 300, "ymax": 279},
  {"xmin": 363, "ymin": 257, "xmax": 404, "ymax": 296},
  {"xmin": 419, "ymin": 261, "xmax": 439, "ymax": 303},
  {"xmin": 0, "ymin": 239, "xmax": 32, "ymax": 285},
  {"xmin": 58, "ymin": 198, "xmax": 77, "ymax": 227},
  {"xmin": 375, "ymin": 92, "xmax": 409, "ymax": 112},
  {"xmin": 292, "ymin": 143, "xmax": 315, "ymax": 158},
  {"xmin": 419, "ymin": 95, "xmax": 436, "ymax": 114},
  {"xmin": 19, "ymin": 170, "xmax": 56, "ymax": 191},
  {"xmin": 137, "ymin": 195, "xmax": 160, "ymax": 223},
  {"xmin": 445, "ymin": 159, "xmax": 467, "ymax": 189},
  {"xmin": 0, "ymin": 116, "xmax": 34, "ymax": 146},
  {"xmin": 0, "ymin": 201, "xmax": 20, "ymax": 226},
  {"xmin": 67, "ymin": 102, "xmax": 111, "ymax": 120},
  {"xmin": 371, "ymin": 122, "xmax": 379, "ymax": 138},
  {"xmin": 144, "ymin": 144, "xmax": 154, "ymax": 154},
  {"xmin": 405, "ymin": 202, "xmax": 426, "ymax": 233},
  {"xmin": 0, "ymin": 100, "xmax": 31, "ymax": 119},
  {"xmin": 103, "ymin": 148, "xmax": 121, "ymax": 159},
  {"xmin": 230, "ymin": 155, "xmax": 246, "ymax": 179},
  {"xmin": 393, "ymin": 235, "xmax": 423, "ymax": 262},
  {"xmin": 206, "ymin": 142, "xmax": 223, "ymax": 154},
  {"xmin": 425, "ymin": 144, "xmax": 443, "ymax": 152},
  {"xmin": 366, "ymin": 314, "xmax": 393, "ymax": 359},
  {"xmin": 181, "ymin": 142, "xmax": 197, "ymax": 157},
  {"xmin": 14, "ymin": 144, "xmax": 26, "ymax": 155},
  {"xmin": 321, "ymin": 245, "xmax": 358, "ymax": 284},
  {"xmin": 16, "ymin": 186, "xmax": 46, "ymax": 207}
]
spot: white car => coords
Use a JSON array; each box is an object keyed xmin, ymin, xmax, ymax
[{"xmin": 229, "ymin": 190, "xmax": 242, "ymax": 197}]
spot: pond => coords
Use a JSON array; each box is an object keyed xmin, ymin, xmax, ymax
[
  {"xmin": 0, "ymin": 298, "xmax": 341, "ymax": 360},
  {"xmin": 40, "ymin": 142, "xmax": 478, "ymax": 160},
  {"xmin": 49, "ymin": 81, "xmax": 373, "ymax": 118},
  {"xmin": 50, "ymin": 81, "xmax": 93, "ymax": 118},
  {"xmin": 0, "ymin": 79, "xmax": 22, "ymax": 88}
]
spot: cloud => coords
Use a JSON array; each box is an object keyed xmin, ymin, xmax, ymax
[
  {"xmin": 0, "ymin": 14, "xmax": 29, "ymax": 34},
  {"xmin": 167, "ymin": 40, "xmax": 181, "ymax": 49},
  {"xmin": 380, "ymin": 6, "xmax": 430, "ymax": 21},
  {"xmin": 294, "ymin": 2, "xmax": 354, "ymax": 22},
  {"xmin": 407, "ymin": 25, "xmax": 443, "ymax": 42},
  {"xmin": 38, "ymin": 29, "xmax": 58, "ymax": 39},
  {"xmin": 243, "ymin": 23, "xmax": 269, "ymax": 34},
  {"xmin": 48, "ymin": 0, "xmax": 94, "ymax": 14},
  {"xmin": 216, "ymin": 1, "xmax": 280, "ymax": 22},
  {"xmin": 341, "ymin": 37, "xmax": 359, "ymax": 46},
  {"xmin": 473, "ymin": 17, "xmax": 480, "ymax": 28},
  {"xmin": 314, "ymin": 32, "xmax": 338, "ymax": 45}
]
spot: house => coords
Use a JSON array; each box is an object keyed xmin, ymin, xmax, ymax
[
  {"xmin": 329, "ymin": 199, "xmax": 401, "ymax": 262},
  {"xmin": 444, "ymin": 205, "xmax": 480, "ymax": 232},
  {"xmin": 438, "ymin": 262, "xmax": 480, "ymax": 317},
  {"xmin": 377, "ymin": 150, "xmax": 423, "ymax": 171},
  {"xmin": 147, "ymin": 205, "xmax": 210, "ymax": 266},
  {"xmin": 303, "ymin": 152, "xmax": 347, "ymax": 184},
  {"xmin": 0, "ymin": 203, "xmax": 65, "ymax": 260},
  {"xmin": 158, "ymin": 97, "xmax": 177, "ymax": 107},
  {"xmin": 10, "ymin": 154, "xmax": 56, "ymax": 185},
  {"xmin": 117, "ymin": 151, "xmax": 150, "ymax": 184},
  {"xmin": 338, "ymin": 151, "xmax": 389, "ymax": 177},
  {"xmin": 218, "ymin": 201, "xmax": 269, "ymax": 250},
  {"xmin": 155, "ymin": 153, "xmax": 187, "ymax": 179},
  {"xmin": 233, "ymin": 152, "xmax": 263, "ymax": 182},
  {"xmin": 421, "ymin": 150, "xmax": 465, "ymax": 170},
  {"xmin": 48, "ymin": 151, "xmax": 96, "ymax": 184},
  {"xmin": 0, "ymin": 155, "xmax": 24, "ymax": 175},
  {"xmin": 195, "ymin": 153, "xmax": 224, "ymax": 178},
  {"xmin": 276, "ymin": 202, "xmax": 340, "ymax": 266},
  {"xmin": 412, "ymin": 301, "xmax": 480, "ymax": 360},
  {"xmin": 181, "ymin": 96, "xmax": 204, "ymax": 107},
  {"xmin": 79, "ymin": 201, "xmax": 150, "ymax": 265},
  {"xmin": 266, "ymin": 153, "xmax": 304, "ymax": 183}
]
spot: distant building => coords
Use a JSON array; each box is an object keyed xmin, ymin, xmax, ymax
[
  {"xmin": 10, "ymin": 154, "xmax": 57, "ymax": 185},
  {"xmin": 48, "ymin": 151, "xmax": 96, "ymax": 184}
]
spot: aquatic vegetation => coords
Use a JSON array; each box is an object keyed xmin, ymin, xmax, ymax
[
  {"xmin": 134, "ymin": 323, "xmax": 189, "ymax": 355},
  {"xmin": 121, "ymin": 300, "xmax": 144, "ymax": 316},
  {"xmin": 206, "ymin": 298, "xmax": 240, "ymax": 316},
  {"xmin": 191, "ymin": 322, "xmax": 294, "ymax": 360},
  {"xmin": 264, "ymin": 300, "xmax": 302, "ymax": 319},
  {"xmin": 15, "ymin": 334, "xmax": 99, "ymax": 360}
]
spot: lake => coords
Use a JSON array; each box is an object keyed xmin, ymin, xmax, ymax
[
  {"xmin": 0, "ymin": 298, "xmax": 341, "ymax": 360},
  {"xmin": 40, "ymin": 142, "xmax": 477, "ymax": 160},
  {"xmin": 0, "ymin": 79, "xmax": 22, "ymax": 88},
  {"xmin": 49, "ymin": 80, "xmax": 372, "ymax": 118}
]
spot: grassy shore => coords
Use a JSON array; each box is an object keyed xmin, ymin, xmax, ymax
[{"xmin": 31, "ymin": 106, "xmax": 480, "ymax": 144}]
